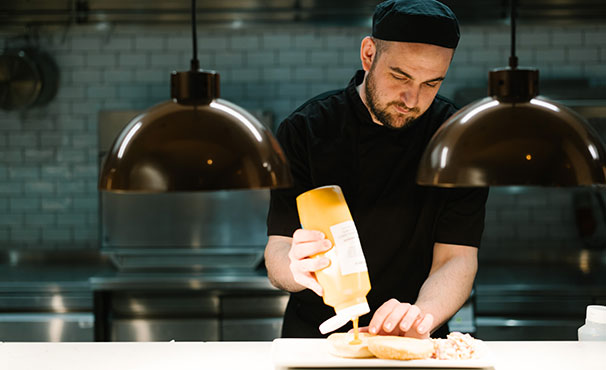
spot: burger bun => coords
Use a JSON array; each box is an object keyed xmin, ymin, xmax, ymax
[
  {"xmin": 327, "ymin": 332, "xmax": 374, "ymax": 358},
  {"xmin": 367, "ymin": 336, "xmax": 435, "ymax": 360}
]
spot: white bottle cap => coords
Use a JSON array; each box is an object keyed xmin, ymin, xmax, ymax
[
  {"xmin": 319, "ymin": 301, "xmax": 370, "ymax": 335},
  {"xmin": 586, "ymin": 305, "xmax": 606, "ymax": 324}
]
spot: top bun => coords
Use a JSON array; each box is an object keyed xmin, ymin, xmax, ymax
[{"xmin": 367, "ymin": 336, "xmax": 435, "ymax": 360}]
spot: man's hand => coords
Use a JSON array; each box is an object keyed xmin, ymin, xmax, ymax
[
  {"xmin": 360, "ymin": 299, "xmax": 434, "ymax": 339},
  {"xmin": 287, "ymin": 229, "xmax": 332, "ymax": 296}
]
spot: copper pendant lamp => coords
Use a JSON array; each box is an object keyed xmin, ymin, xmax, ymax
[
  {"xmin": 416, "ymin": 0, "xmax": 606, "ymax": 187},
  {"xmin": 98, "ymin": 0, "xmax": 292, "ymax": 192}
]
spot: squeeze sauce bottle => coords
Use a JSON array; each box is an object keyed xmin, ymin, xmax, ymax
[{"xmin": 296, "ymin": 185, "xmax": 371, "ymax": 335}]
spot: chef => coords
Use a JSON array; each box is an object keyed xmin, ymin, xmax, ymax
[{"xmin": 264, "ymin": 0, "xmax": 488, "ymax": 339}]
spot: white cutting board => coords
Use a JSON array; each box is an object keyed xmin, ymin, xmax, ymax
[{"xmin": 271, "ymin": 338, "xmax": 494, "ymax": 369}]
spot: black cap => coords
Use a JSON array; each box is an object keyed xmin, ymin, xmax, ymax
[{"xmin": 372, "ymin": 0, "xmax": 460, "ymax": 49}]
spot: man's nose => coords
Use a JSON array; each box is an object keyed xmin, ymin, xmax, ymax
[{"xmin": 401, "ymin": 85, "xmax": 420, "ymax": 108}]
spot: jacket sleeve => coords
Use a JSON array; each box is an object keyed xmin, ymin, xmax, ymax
[
  {"xmin": 266, "ymin": 115, "xmax": 312, "ymax": 237},
  {"xmin": 434, "ymin": 187, "xmax": 489, "ymax": 247}
]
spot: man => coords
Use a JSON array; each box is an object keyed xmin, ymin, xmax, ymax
[{"xmin": 265, "ymin": 0, "xmax": 489, "ymax": 339}]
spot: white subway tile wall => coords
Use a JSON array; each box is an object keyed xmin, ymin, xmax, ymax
[{"xmin": 0, "ymin": 23, "xmax": 605, "ymax": 250}]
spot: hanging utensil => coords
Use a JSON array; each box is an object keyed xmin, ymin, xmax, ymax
[{"xmin": 0, "ymin": 47, "xmax": 59, "ymax": 111}]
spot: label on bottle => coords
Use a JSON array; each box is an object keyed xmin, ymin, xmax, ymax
[{"xmin": 330, "ymin": 220, "xmax": 368, "ymax": 275}]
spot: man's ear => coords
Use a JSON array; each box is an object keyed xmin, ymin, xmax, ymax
[{"xmin": 360, "ymin": 36, "xmax": 376, "ymax": 72}]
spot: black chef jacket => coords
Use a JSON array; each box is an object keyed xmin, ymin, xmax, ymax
[{"xmin": 267, "ymin": 70, "xmax": 489, "ymax": 338}]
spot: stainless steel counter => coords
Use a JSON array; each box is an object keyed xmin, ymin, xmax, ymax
[
  {"xmin": 0, "ymin": 249, "xmax": 112, "ymax": 341},
  {"xmin": 91, "ymin": 270, "xmax": 288, "ymax": 342},
  {"xmin": 0, "ymin": 249, "xmax": 111, "ymax": 293},
  {"xmin": 0, "ymin": 249, "xmax": 113, "ymax": 310},
  {"xmin": 0, "ymin": 249, "xmax": 285, "ymax": 342}
]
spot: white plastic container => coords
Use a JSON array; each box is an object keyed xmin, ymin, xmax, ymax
[{"xmin": 578, "ymin": 305, "xmax": 606, "ymax": 341}]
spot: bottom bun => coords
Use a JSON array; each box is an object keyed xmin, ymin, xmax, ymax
[
  {"xmin": 367, "ymin": 336, "xmax": 435, "ymax": 360},
  {"xmin": 327, "ymin": 332, "xmax": 374, "ymax": 358}
]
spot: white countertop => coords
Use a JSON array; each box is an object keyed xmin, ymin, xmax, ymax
[{"xmin": 0, "ymin": 340, "xmax": 604, "ymax": 370}]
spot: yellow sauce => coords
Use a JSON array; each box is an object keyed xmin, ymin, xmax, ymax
[{"xmin": 349, "ymin": 317, "xmax": 362, "ymax": 345}]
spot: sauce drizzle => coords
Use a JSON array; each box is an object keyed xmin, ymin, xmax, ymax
[{"xmin": 349, "ymin": 317, "xmax": 362, "ymax": 345}]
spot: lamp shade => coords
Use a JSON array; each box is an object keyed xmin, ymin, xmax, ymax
[
  {"xmin": 416, "ymin": 94, "xmax": 606, "ymax": 187},
  {"xmin": 99, "ymin": 70, "xmax": 292, "ymax": 192}
]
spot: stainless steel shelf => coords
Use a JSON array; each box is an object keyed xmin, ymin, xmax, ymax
[{"xmin": 90, "ymin": 271, "xmax": 277, "ymax": 291}]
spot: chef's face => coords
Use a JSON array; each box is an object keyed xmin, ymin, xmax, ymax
[{"xmin": 360, "ymin": 37, "xmax": 454, "ymax": 129}]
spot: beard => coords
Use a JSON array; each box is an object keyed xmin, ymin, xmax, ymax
[{"xmin": 364, "ymin": 66, "xmax": 421, "ymax": 130}]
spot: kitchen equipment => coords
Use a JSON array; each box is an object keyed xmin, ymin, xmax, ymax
[
  {"xmin": 0, "ymin": 47, "xmax": 59, "ymax": 111},
  {"xmin": 92, "ymin": 277, "xmax": 289, "ymax": 341},
  {"xmin": 98, "ymin": 109, "xmax": 275, "ymax": 272},
  {"xmin": 0, "ymin": 313, "xmax": 93, "ymax": 342},
  {"xmin": 0, "ymin": 250, "xmax": 110, "ymax": 342},
  {"xmin": 452, "ymin": 81, "xmax": 606, "ymax": 340},
  {"xmin": 474, "ymin": 261, "xmax": 606, "ymax": 341},
  {"xmin": 95, "ymin": 109, "xmax": 289, "ymax": 341},
  {"xmin": 98, "ymin": 0, "xmax": 291, "ymax": 192},
  {"xmin": 416, "ymin": 0, "xmax": 606, "ymax": 187},
  {"xmin": 271, "ymin": 338, "xmax": 494, "ymax": 368}
]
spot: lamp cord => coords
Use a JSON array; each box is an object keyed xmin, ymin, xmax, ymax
[
  {"xmin": 509, "ymin": 0, "xmax": 518, "ymax": 69},
  {"xmin": 191, "ymin": 0, "xmax": 200, "ymax": 70}
]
